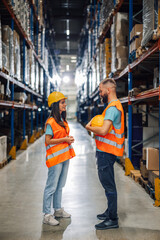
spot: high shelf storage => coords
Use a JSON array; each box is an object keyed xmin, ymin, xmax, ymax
[
  {"xmin": 0, "ymin": 0, "xmax": 59, "ymax": 164},
  {"xmin": 76, "ymin": 0, "xmax": 160, "ymax": 206}
]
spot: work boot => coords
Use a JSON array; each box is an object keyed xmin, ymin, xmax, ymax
[
  {"xmin": 54, "ymin": 208, "xmax": 71, "ymax": 218},
  {"xmin": 43, "ymin": 214, "xmax": 59, "ymax": 226},
  {"xmin": 95, "ymin": 219, "xmax": 119, "ymax": 230}
]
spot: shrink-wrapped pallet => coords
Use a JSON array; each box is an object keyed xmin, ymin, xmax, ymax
[
  {"xmin": 111, "ymin": 16, "xmax": 116, "ymax": 73},
  {"xmin": 31, "ymin": 56, "xmax": 36, "ymax": 90},
  {"xmin": 13, "ymin": 30, "xmax": 21, "ymax": 80},
  {"xmin": 35, "ymin": 62, "xmax": 39, "ymax": 93},
  {"xmin": 100, "ymin": 0, "xmax": 114, "ymax": 34},
  {"xmin": 141, "ymin": 0, "xmax": 158, "ymax": 47},
  {"xmin": 2, "ymin": 25, "xmax": 12, "ymax": 73},
  {"xmin": 111, "ymin": 13, "xmax": 129, "ymax": 73},
  {"xmin": 40, "ymin": 67, "xmax": 44, "ymax": 95}
]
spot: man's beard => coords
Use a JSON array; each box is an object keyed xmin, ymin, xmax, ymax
[{"xmin": 101, "ymin": 94, "xmax": 108, "ymax": 104}]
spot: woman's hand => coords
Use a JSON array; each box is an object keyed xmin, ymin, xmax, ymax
[{"xmin": 65, "ymin": 136, "xmax": 75, "ymax": 144}]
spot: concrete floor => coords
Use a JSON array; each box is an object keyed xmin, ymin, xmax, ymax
[{"xmin": 0, "ymin": 121, "xmax": 160, "ymax": 240}]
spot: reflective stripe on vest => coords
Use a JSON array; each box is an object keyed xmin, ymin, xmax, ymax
[
  {"xmin": 45, "ymin": 117, "xmax": 75, "ymax": 167},
  {"xmin": 109, "ymin": 130, "xmax": 124, "ymax": 139},
  {"xmin": 95, "ymin": 99, "xmax": 124, "ymax": 156},
  {"xmin": 46, "ymin": 144, "xmax": 58, "ymax": 150},
  {"xmin": 95, "ymin": 136, "xmax": 124, "ymax": 149},
  {"xmin": 46, "ymin": 145, "xmax": 74, "ymax": 160}
]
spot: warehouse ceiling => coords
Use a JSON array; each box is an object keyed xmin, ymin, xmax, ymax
[{"xmin": 45, "ymin": 0, "xmax": 90, "ymax": 81}]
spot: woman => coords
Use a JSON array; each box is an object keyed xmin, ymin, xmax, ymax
[{"xmin": 43, "ymin": 91, "xmax": 75, "ymax": 226}]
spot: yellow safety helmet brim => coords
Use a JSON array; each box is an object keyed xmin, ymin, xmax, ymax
[{"xmin": 48, "ymin": 91, "xmax": 67, "ymax": 107}]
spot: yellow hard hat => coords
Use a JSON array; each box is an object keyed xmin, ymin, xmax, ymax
[
  {"xmin": 91, "ymin": 114, "xmax": 112, "ymax": 132},
  {"xmin": 48, "ymin": 91, "xmax": 67, "ymax": 107},
  {"xmin": 91, "ymin": 115, "xmax": 104, "ymax": 127}
]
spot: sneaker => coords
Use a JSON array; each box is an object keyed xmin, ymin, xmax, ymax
[
  {"xmin": 43, "ymin": 214, "xmax": 59, "ymax": 226},
  {"xmin": 95, "ymin": 219, "xmax": 119, "ymax": 230},
  {"xmin": 54, "ymin": 208, "xmax": 71, "ymax": 218}
]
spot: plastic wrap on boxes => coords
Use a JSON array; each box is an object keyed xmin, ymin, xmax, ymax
[
  {"xmin": 31, "ymin": 55, "xmax": 35, "ymax": 90},
  {"xmin": 44, "ymin": 47, "xmax": 48, "ymax": 71},
  {"xmin": 2, "ymin": 25, "xmax": 11, "ymax": 72},
  {"xmin": 40, "ymin": 67, "xmax": 43, "ymax": 95},
  {"xmin": 141, "ymin": 0, "xmax": 158, "ymax": 47},
  {"xmin": 13, "ymin": 30, "xmax": 21, "ymax": 80},
  {"xmin": 2, "ymin": 42, "xmax": 9, "ymax": 72},
  {"xmin": 100, "ymin": 0, "xmax": 114, "ymax": 33},
  {"xmin": 116, "ymin": 13, "xmax": 129, "ymax": 47},
  {"xmin": 35, "ymin": 62, "xmax": 39, "ymax": 93},
  {"xmin": 111, "ymin": 16, "xmax": 116, "ymax": 73},
  {"xmin": 9, "ymin": 29, "xmax": 14, "ymax": 76},
  {"xmin": 25, "ymin": 47, "xmax": 29, "ymax": 85}
]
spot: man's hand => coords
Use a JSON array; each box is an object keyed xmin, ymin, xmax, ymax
[{"xmin": 85, "ymin": 120, "xmax": 92, "ymax": 130}]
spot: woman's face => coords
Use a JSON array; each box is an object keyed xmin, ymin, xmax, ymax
[{"xmin": 59, "ymin": 99, "xmax": 67, "ymax": 113}]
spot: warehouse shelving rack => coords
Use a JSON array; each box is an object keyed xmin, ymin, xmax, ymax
[
  {"xmin": 76, "ymin": 0, "xmax": 160, "ymax": 206},
  {"xmin": 0, "ymin": 0, "xmax": 57, "ymax": 161}
]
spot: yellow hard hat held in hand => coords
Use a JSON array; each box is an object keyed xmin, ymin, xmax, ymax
[
  {"xmin": 91, "ymin": 115, "xmax": 104, "ymax": 127},
  {"xmin": 48, "ymin": 91, "xmax": 67, "ymax": 107},
  {"xmin": 91, "ymin": 114, "xmax": 112, "ymax": 133}
]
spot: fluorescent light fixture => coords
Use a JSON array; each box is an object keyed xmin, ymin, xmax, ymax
[
  {"xmin": 66, "ymin": 30, "xmax": 70, "ymax": 35},
  {"xmin": 71, "ymin": 56, "xmax": 77, "ymax": 60},
  {"xmin": 63, "ymin": 76, "xmax": 70, "ymax": 83},
  {"xmin": 71, "ymin": 59, "xmax": 76, "ymax": 63},
  {"xmin": 66, "ymin": 65, "xmax": 69, "ymax": 71}
]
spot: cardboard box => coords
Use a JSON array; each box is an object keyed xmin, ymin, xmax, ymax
[
  {"xmin": 140, "ymin": 160, "xmax": 148, "ymax": 179},
  {"xmin": 143, "ymin": 148, "xmax": 159, "ymax": 170},
  {"xmin": 148, "ymin": 170, "xmax": 159, "ymax": 187},
  {"xmin": 116, "ymin": 46, "xmax": 128, "ymax": 59},
  {"xmin": 133, "ymin": 24, "xmax": 143, "ymax": 37}
]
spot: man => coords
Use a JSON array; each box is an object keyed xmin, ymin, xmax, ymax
[{"xmin": 85, "ymin": 78, "xmax": 124, "ymax": 230}]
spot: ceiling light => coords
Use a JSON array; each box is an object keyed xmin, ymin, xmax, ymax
[
  {"xmin": 71, "ymin": 56, "xmax": 77, "ymax": 60},
  {"xmin": 63, "ymin": 76, "xmax": 70, "ymax": 83},
  {"xmin": 66, "ymin": 65, "xmax": 69, "ymax": 71},
  {"xmin": 66, "ymin": 30, "xmax": 70, "ymax": 35},
  {"xmin": 71, "ymin": 59, "xmax": 76, "ymax": 63}
]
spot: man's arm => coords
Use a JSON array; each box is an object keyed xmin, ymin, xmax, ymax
[{"xmin": 85, "ymin": 119, "xmax": 112, "ymax": 136}]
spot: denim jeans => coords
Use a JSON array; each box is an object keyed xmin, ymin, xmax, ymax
[
  {"xmin": 96, "ymin": 151, "xmax": 118, "ymax": 220},
  {"xmin": 43, "ymin": 160, "xmax": 69, "ymax": 214}
]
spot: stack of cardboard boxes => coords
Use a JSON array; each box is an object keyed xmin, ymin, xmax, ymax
[
  {"xmin": 129, "ymin": 24, "xmax": 143, "ymax": 56},
  {"xmin": 111, "ymin": 13, "xmax": 129, "ymax": 73},
  {"xmin": 141, "ymin": 147, "xmax": 159, "ymax": 188}
]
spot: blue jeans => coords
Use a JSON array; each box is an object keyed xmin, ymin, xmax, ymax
[
  {"xmin": 96, "ymin": 151, "xmax": 118, "ymax": 220},
  {"xmin": 43, "ymin": 160, "xmax": 69, "ymax": 214}
]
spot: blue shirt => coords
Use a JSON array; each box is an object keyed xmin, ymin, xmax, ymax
[
  {"xmin": 97, "ymin": 100, "xmax": 121, "ymax": 152},
  {"xmin": 45, "ymin": 124, "xmax": 54, "ymax": 136}
]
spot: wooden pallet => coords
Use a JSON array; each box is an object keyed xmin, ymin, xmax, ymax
[
  {"xmin": 136, "ymin": 46, "xmax": 147, "ymax": 58},
  {"xmin": 130, "ymin": 170, "xmax": 141, "ymax": 182},
  {"xmin": 0, "ymin": 159, "xmax": 8, "ymax": 169}
]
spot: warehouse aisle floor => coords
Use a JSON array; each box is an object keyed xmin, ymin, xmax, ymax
[{"xmin": 0, "ymin": 121, "xmax": 160, "ymax": 240}]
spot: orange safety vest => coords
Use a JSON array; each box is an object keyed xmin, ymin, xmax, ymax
[
  {"xmin": 45, "ymin": 117, "xmax": 75, "ymax": 168},
  {"xmin": 95, "ymin": 99, "xmax": 124, "ymax": 157}
]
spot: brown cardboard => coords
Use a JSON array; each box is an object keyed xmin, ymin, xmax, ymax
[
  {"xmin": 143, "ymin": 148, "xmax": 146, "ymax": 160},
  {"xmin": 145, "ymin": 148, "xmax": 159, "ymax": 170},
  {"xmin": 140, "ymin": 160, "xmax": 148, "ymax": 179},
  {"xmin": 133, "ymin": 24, "xmax": 143, "ymax": 37},
  {"xmin": 148, "ymin": 170, "xmax": 159, "ymax": 187}
]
